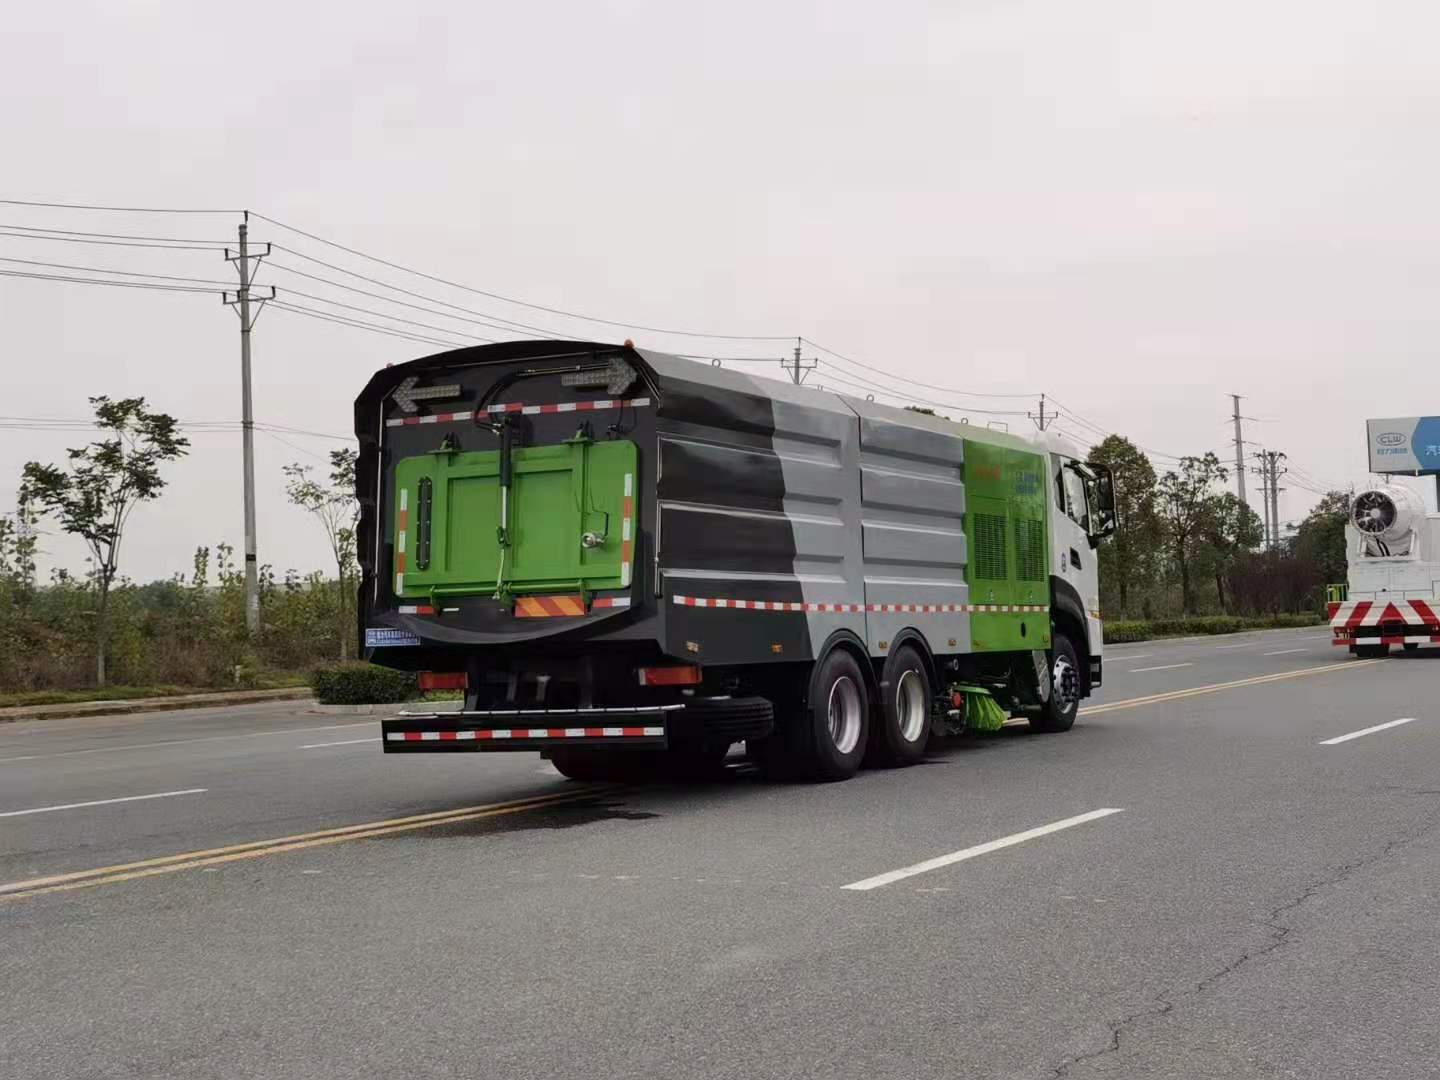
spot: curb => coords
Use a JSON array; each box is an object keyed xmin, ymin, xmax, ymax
[
  {"xmin": 0, "ymin": 687, "xmax": 314, "ymax": 724},
  {"xmin": 308, "ymin": 701, "xmax": 464, "ymax": 715}
]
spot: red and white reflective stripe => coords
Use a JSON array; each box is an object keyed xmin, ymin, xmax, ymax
[
  {"xmin": 385, "ymin": 398, "xmax": 652, "ymax": 427},
  {"xmin": 397, "ymin": 604, "xmax": 434, "ymax": 615},
  {"xmin": 1330, "ymin": 598, "xmax": 1440, "ymax": 630},
  {"xmin": 670, "ymin": 595, "xmax": 1048, "ymax": 615},
  {"xmin": 388, "ymin": 726, "xmax": 664, "ymax": 742},
  {"xmin": 590, "ymin": 596, "xmax": 631, "ymax": 609},
  {"xmin": 395, "ymin": 488, "xmax": 408, "ymax": 594},
  {"xmin": 620, "ymin": 472, "xmax": 634, "ymax": 588}
]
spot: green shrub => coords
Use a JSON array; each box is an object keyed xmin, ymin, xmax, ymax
[
  {"xmin": 1102, "ymin": 612, "xmax": 1324, "ymax": 645},
  {"xmin": 309, "ymin": 663, "xmax": 418, "ymax": 705}
]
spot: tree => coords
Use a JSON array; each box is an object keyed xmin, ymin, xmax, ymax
[
  {"xmin": 1198, "ymin": 491, "xmax": 1264, "ymax": 612},
  {"xmin": 21, "ymin": 397, "xmax": 189, "ymax": 685},
  {"xmin": 1156, "ymin": 452, "xmax": 1229, "ymax": 614},
  {"xmin": 1293, "ymin": 490, "xmax": 1352, "ymax": 589},
  {"xmin": 1088, "ymin": 435, "xmax": 1162, "ymax": 617},
  {"xmin": 284, "ymin": 448, "xmax": 359, "ymax": 660}
]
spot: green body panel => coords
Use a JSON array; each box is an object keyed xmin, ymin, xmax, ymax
[
  {"xmin": 394, "ymin": 439, "xmax": 636, "ymax": 601},
  {"xmin": 963, "ymin": 439, "xmax": 1052, "ymax": 652}
]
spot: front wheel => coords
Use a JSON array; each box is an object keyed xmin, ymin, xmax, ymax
[{"xmin": 1030, "ymin": 632, "xmax": 1081, "ymax": 733}]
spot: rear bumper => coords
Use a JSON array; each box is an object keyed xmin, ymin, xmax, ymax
[
  {"xmin": 381, "ymin": 705, "xmax": 679, "ymax": 752},
  {"xmin": 1330, "ymin": 598, "xmax": 1440, "ymax": 647}
]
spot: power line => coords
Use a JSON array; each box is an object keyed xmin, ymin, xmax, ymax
[
  {"xmin": 277, "ymin": 287, "xmax": 497, "ymax": 344},
  {"xmin": 0, "ymin": 229, "xmax": 227, "ymax": 253},
  {"xmin": 265, "ymin": 261, "xmax": 523, "ymax": 336},
  {"xmin": 269, "ymin": 245, "xmax": 565, "ymax": 338},
  {"xmin": 252, "ymin": 212, "xmax": 792, "ymax": 341},
  {"xmin": 0, "ymin": 198, "xmax": 240, "ymax": 214},
  {"xmin": 269, "ymin": 299, "xmax": 466, "ymax": 349},
  {"xmin": 0, "ymin": 223, "xmax": 230, "ymax": 246},
  {"xmin": 801, "ymin": 337, "xmax": 1037, "ymax": 399},
  {"xmin": 0, "ymin": 255, "xmax": 234, "ymax": 287},
  {"xmin": 0, "ymin": 268, "xmax": 218, "ymax": 293},
  {"xmin": 814, "ymin": 365, "xmax": 1031, "ymax": 417}
]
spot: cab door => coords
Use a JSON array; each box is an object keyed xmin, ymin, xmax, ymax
[{"xmin": 1051, "ymin": 455, "xmax": 1102, "ymax": 649}]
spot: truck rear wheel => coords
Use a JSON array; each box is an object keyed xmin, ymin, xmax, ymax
[
  {"xmin": 1354, "ymin": 643, "xmax": 1389, "ymax": 659},
  {"xmin": 549, "ymin": 748, "xmax": 658, "ymax": 783},
  {"xmin": 1030, "ymin": 632, "xmax": 1080, "ymax": 733},
  {"xmin": 782, "ymin": 649, "xmax": 871, "ymax": 781},
  {"xmin": 868, "ymin": 645, "xmax": 932, "ymax": 766}
]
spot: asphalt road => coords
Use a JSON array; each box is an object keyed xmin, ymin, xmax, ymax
[{"xmin": 3, "ymin": 627, "xmax": 1437, "ymax": 1079}]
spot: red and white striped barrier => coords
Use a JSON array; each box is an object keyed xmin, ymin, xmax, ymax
[
  {"xmin": 1330, "ymin": 598, "xmax": 1440, "ymax": 645},
  {"xmin": 387, "ymin": 726, "xmax": 663, "ymax": 742},
  {"xmin": 671, "ymin": 595, "xmax": 1048, "ymax": 615},
  {"xmin": 386, "ymin": 398, "xmax": 652, "ymax": 427}
]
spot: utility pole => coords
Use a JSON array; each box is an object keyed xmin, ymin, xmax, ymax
[
  {"xmin": 1252, "ymin": 450, "xmax": 1272, "ymax": 547},
  {"xmin": 1250, "ymin": 449, "xmax": 1288, "ymax": 547},
  {"xmin": 1268, "ymin": 450, "xmax": 1287, "ymax": 546},
  {"xmin": 1030, "ymin": 393, "xmax": 1050, "ymax": 431},
  {"xmin": 224, "ymin": 215, "xmax": 273, "ymax": 636},
  {"xmin": 1230, "ymin": 394, "xmax": 1247, "ymax": 507},
  {"xmin": 782, "ymin": 337, "xmax": 817, "ymax": 385}
]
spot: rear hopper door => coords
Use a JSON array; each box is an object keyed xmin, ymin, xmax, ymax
[{"xmin": 392, "ymin": 438, "xmax": 637, "ymax": 604}]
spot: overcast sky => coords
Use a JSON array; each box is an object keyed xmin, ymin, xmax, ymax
[{"xmin": 3, "ymin": 0, "xmax": 1438, "ymax": 583}]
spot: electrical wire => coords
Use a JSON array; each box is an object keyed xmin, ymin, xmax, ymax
[
  {"xmin": 0, "ymin": 198, "xmax": 240, "ymax": 214},
  {"xmin": 276, "ymin": 287, "xmax": 497, "ymax": 344},
  {"xmin": 269, "ymin": 300, "xmax": 467, "ymax": 350},
  {"xmin": 0, "ymin": 230, "xmax": 228, "ymax": 253},
  {"xmin": 264, "ymin": 261, "xmax": 523, "ymax": 336},
  {"xmin": 268, "ymin": 245, "xmax": 566, "ymax": 338},
  {"xmin": 0, "ymin": 223, "xmax": 230, "ymax": 246},
  {"xmin": 252, "ymin": 213, "xmax": 792, "ymax": 341},
  {"xmin": 0, "ymin": 269, "xmax": 218, "ymax": 293},
  {"xmin": 0, "ymin": 255, "xmax": 234, "ymax": 287},
  {"xmin": 802, "ymin": 337, "xmax": 1038, "ymax": 399},
  {"xmin": 815, "ymin": 362, "xmax": 1031, "ymax": 416}
]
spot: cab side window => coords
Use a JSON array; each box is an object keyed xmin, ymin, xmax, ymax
[{"xmin": 1063, "ymin": 467, "xmax": 1090, "ymax": 530}]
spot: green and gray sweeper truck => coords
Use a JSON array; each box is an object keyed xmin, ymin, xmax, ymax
[{"xmin": 357, "ymin": 339, "xmax": 1117, "ymax": 781}]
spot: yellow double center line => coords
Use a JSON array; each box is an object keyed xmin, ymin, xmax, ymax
[
  {"xmin": 0, "ymin": 786, "xmax": 613, "ymax": 902},
  {"xmin": 1083, "ymin": 658, "xmax": 1384, "ymax": 716}
]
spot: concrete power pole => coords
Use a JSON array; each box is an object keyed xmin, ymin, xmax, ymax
[
  {"xmin": 1030, "ymin": 394, "xmax": 1050, "ymax": 431},
  {"xmin": 1268, "ymin": 450, "xmax": 1287, "ymax": 546},
  {"xmin": 1230, "ymin": 394, "xmax": 1247, "ymax": 507},
  {"xmin": 782, "ymin": 337, "xmax": 817, "ymax": 385},
  {"xmin": 225, "ymin": 216, "xmax": 272, "ymax": 636},
  {"xmin": 1252, "ymin": 450, "xmax": 1272, "ymax": 547}
]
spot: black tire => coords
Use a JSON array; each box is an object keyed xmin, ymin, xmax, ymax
[
  {"xmin": 1355, "ymin": 643, "xmax": 1389, "ymax": 659},
  {"xmin": 868, "ymin": 644, "xmax": 933, "ymax": 766},
  {"xmin": 781, "ymin": 649, "xmax": 871, "ymax": 781},
  {"xmin": 549, "ymin": 747, "xmax": 658, "ymax": 783},
  {"xmin": 680, "ymin": 695, "xmax": 774, "ymax": 748},
  {"xmin": 1403, "ymin": 642, "xmax": 1420, "ymax": 653},
  {"xmin": 1031, "ymin": 632, "xmax": 1080, "ymax": 733}
]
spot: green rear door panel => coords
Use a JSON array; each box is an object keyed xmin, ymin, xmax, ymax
[
  {"xmin": 394, "ymin": 439, "xmax": 636, "ymax": 600},
  {"xmin": 963, "ymin": 439, "xmax": 1051, "ymax": 652}
]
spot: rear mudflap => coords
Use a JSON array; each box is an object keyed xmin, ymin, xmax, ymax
[{"xmin": 381, "ymin": 705, "xmax": 679, "ymax": 751}]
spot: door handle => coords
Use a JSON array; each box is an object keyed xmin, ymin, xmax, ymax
[{"xmin": 1070, "ymin": 547, "xmax": 1082, "ymax": 570}]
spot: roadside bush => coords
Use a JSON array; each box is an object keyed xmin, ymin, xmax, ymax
[
  {"xmin": 310, "ymin": 662, "xmax": 418, "ymax": 705},
  {"xmin": 1102, "ymin": 612, "xmax": 1323, "ymax": 645}
]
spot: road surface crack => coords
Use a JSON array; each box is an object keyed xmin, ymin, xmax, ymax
[{"xmin": 1047, "ymin": 819, "xmax": 1440, "ymax": 1078}]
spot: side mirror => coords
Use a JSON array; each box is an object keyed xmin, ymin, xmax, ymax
[
  {"xmin": 1093, "ymin": 466, "xmax": 1116, "ymax": 514},
  {"xmin": 1088, "ymin": 463, "xmax": 1119, "ymax": 544}
]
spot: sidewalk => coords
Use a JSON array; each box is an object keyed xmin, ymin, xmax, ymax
[{"xmin": 0, "ymin": 687, "xmax": 314, "ymax": 724}]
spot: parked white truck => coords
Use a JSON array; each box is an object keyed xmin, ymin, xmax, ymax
[{"xmin": 1329, "ymin": 483, "xmax": 1440, "ymax": 656}]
